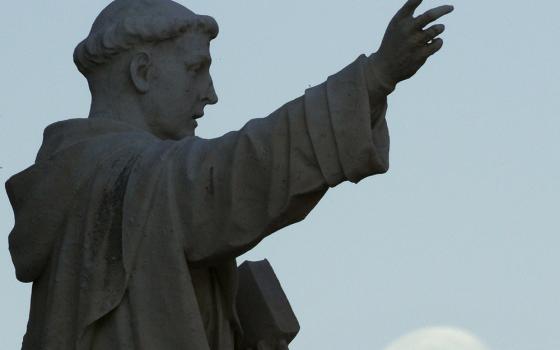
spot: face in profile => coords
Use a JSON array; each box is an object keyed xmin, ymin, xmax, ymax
[{"xmin": 143, "ymin": 31, "xmax": 218, "ymax": 140}]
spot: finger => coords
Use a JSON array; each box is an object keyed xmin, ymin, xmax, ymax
[
  {"xmin": 420, "ymin": 24, "xmax": 445, "ymax": 43},
  {"xmin": 414, "ymin": 5, "xmax": 454, "ymax": 28},
  {"xmin": 396, "ymin": 0, "xmax": 423, "ymax": 18},
  {"xmin": 422, "ymin": 38, "xmax": 444, "ymax": 57}
]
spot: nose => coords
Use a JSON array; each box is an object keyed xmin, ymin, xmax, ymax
[{"xmin": 205, "ymin": 79, "xmax": 218, "ymax": 105}]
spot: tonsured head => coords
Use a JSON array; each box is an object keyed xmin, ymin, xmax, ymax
[{"xmin": 75, "ymin": 0, "xmax": 219, "ymax": 139}]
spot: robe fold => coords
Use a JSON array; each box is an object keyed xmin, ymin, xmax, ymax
[{"xmin": 7, "ymin": 55, "xmax": 390, "ymax": 350}]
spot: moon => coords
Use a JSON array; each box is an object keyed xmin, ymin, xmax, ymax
[{"xmin": 383, "ymin": 327, "xmax": 489, "ymax": 350}]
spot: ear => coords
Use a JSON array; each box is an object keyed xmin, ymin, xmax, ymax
[{"xmin": 130, "ymin": 52, "xmax": 152, "ymax": 94}]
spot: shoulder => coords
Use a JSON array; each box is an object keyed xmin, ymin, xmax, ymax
[{"xmin": 37, "ymin": 117, "xmax": 157, "ymax": 162}]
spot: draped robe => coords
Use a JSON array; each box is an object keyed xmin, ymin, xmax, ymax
[{"xmin": 7, "ymin": 55, "xmax": 391, "ymax": 350}]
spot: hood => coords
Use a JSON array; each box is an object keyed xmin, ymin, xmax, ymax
[{"xmin": 6, "ymin": 118, "xmax": 144, "ymax": 282}]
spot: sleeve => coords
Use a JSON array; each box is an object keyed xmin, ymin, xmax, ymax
[{"xmin": 153, "ymin": 55, "xmax": 390, "ymax": 265}]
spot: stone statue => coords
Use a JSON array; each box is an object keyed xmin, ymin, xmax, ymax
[{"xmin": 5, "ymin": 0, "xmax": 453, "ymax": 349}]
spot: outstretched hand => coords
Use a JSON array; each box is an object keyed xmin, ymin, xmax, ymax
[{"xmin": 372, "ymin": 0, "xmax": 454, "ymax": 88}]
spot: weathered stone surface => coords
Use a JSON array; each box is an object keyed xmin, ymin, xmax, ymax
[{"xmin": 6, "ymin": 0, "xmax": 452, "ymax": 349}]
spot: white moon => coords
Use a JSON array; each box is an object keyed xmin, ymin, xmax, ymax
[{"xmin": 383, "ymin": 327, "xmax": 489, "ymax": 350}]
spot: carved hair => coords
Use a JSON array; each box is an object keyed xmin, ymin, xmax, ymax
[{"xmin": 73, "ymin": 0, "xmax": 218, "ymax": 77}]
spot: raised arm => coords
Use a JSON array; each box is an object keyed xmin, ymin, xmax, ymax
[
  {"xmin": 126, "ymin": 0, "xmax": 454, "ymax": 267},
  {"xmin": 159, "ymin": 56, "xmax": 391, "ymax": 266}
]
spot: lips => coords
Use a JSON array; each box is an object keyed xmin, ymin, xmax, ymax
[{"xmin": 191, "ymin": 111, "xmax": 204, "ymax": 129}]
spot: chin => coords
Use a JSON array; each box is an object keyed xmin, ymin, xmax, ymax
[{"xmin": 179, "ymin": 124, "xmax": 197, "ymax": 139}]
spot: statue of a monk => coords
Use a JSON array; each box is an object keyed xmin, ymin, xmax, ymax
[{"xmin": 6, "ymin": 0, "xmax": 453, "ymax": 349}]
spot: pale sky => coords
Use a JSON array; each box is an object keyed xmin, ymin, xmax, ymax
[{"xmin": 1, "ymin": 1, "xmax": 559, "ymax": 349}]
